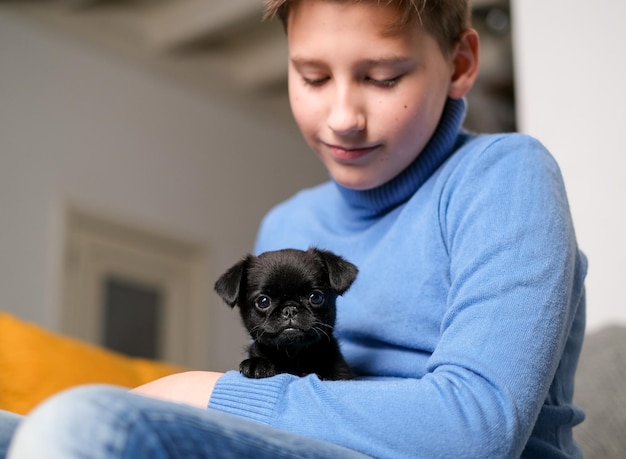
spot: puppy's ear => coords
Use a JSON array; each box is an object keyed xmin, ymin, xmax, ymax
[
  {"xmin": 312, "ymin": 248, "xmax": 358, "ymax": 295},
  {"xmin": 214, "ymin": 256, "xmax": 251, "ymax": 308}
]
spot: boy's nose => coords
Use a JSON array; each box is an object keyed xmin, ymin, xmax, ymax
[{"xmin": 327, "ymin": 92, "xmax": 365, "ymax": 135}]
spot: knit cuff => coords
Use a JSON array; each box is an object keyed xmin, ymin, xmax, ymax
[{"xmin": 208, "ymin": 371, "xmax": 293, "ymax": 424}]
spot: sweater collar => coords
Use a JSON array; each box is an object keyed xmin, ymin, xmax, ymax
[{"xmin": 333, "ymin": 97, "xmax": 467, "ymax": 219}]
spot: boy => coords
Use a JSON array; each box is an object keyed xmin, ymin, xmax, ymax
[{"xmin": 3, "ymin": 1, "xmax": 586, "ymax": 458}]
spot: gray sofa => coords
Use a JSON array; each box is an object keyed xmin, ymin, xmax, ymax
[{"xmin": 574, "ymin": 325, "xmax": 626, "ymax": 457}]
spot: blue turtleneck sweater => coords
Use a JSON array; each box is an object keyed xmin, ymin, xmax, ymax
[{"xmin": 210, "ymin": 98, "xmax": 587, "ymax": 458}]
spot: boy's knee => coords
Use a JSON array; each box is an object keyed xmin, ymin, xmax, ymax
[
  {"xmin": 32, "ymin": 384, "xmax": 129, "ymax": 423},
  {"xmin": 9, "ymin": 385, "xmax": 133, "ymax": 458}
]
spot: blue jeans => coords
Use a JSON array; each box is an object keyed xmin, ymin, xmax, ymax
[
  {"xmin": 0, "ymin": 410, "xmax": 21, "ymax": 459},
  {"xmin": 2, "ymin": 385, "xmax": 371, "ymax": 458}
]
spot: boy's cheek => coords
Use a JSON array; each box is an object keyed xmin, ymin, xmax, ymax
[{"xmin": 289, "ymin": 94, "xmax": 320, "ymax": 135}]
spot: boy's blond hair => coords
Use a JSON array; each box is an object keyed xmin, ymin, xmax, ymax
[{"xmin": 263, "ymin": 0, "xmax": 471, "ymax": 53}]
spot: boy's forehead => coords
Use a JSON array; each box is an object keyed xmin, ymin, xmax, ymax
[
  {"xmin": 287, "ymin": 0, "xmax": 416, "ymax": 37},
  {"xmin": 273, "ymin": 0, "xmax": 469, "ymax": 54},
  {"xmin": 285, "ymin": 0, "xmax": 440, "ymax": 66},
  {"xmin": 284, "ymin": 0, "xmax": 414, "ymax": 12},
  {"xmin": 288, "ymin": 0, "xmax": 408, "ymax": 15}
]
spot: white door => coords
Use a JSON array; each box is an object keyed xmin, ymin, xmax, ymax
[{"xmin": 61, "ymin": 209, "xmax": 210, "ymax": 367}]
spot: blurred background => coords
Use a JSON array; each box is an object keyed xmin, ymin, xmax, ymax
[{"xmin": 0, "ymin": 0, "xmax": 623, "ymax": 371}]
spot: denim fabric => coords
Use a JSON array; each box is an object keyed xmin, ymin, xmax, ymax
[
  {"xmin": 6, "ymin": 385, "xmax": 371, "ymax": 459},
  {"xmin": 0, "ymin": 410, "xmax": 22, "ymax": 459}
]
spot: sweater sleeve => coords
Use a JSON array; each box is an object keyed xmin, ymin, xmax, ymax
[{"xmin": 209, "ymin": 134, "xmax": 586, "ymax": 459}]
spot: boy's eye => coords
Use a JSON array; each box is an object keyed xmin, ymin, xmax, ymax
[
  {"xmin": 300, "ymin": 75, "xmax": 402, "ymax": 88},
  {"xmin": 302, "ymin": 76, "xmax": 329, "ymax": 87},
  {"xmin": 366, "ymin": 76, "xmax": 401, "ymax": 88}
]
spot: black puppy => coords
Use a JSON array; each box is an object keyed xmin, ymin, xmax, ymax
[{"xmin": 214, "ymin": 248, "xmax": 357, "ymax": 380}]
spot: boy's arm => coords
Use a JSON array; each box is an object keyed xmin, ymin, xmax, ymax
[
  {"xmin": 211, "ymin": 135, "xmax": 586, "ymax": 458},
  {"xmin": 131, "ymin": 371, "xmax": 223, "ymax": 408}
]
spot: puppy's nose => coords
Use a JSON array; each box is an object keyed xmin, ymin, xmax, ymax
[{"xmin": 282, "ymin": 306, "xmax": 298, "ymax": 319}]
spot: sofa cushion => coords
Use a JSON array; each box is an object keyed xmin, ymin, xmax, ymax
[
  {"xmin": 574, "ymin": 325, "xmax": 626, "ymax": 458},
  {"xmin": 0, "ymin": 312, "xmax": 185, "ymax": 414}
]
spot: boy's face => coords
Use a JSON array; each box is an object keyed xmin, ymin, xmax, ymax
[{"xmin": 287, "ymin": 0, "xmax": 457, "ymax": 190}]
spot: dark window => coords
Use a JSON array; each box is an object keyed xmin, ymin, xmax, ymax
[{"xmin": 102, "ymin": 277, "xmax": 163, "ymax": 359}]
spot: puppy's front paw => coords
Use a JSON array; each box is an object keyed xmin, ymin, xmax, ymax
[{"xmin": 240, "ymin": 357, "xmax": 278, "ymax": 378}]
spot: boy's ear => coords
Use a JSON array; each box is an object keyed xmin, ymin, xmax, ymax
[{"xmin": 448, "ymin": 28, "xmax": 480, "ymax": 100}]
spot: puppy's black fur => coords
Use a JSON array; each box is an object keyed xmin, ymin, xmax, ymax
[{"xmin": 214, "ymin": 248, "xmax": 357, "ymax": 380}]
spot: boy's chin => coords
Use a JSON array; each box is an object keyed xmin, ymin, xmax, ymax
[
  {"xmin": 322, "ymin": 153, "xmax": 413, "ymax": 191},
  {"xmin": 330, "ymin": 169, "xmax": 393, "ymax": 191}
]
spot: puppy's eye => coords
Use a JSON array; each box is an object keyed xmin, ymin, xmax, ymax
[
  {"xmin": 255, "ymin": 295, "xmax": 272, "ymax": 310},
  {"xmin": 308, "ymin": 290, "xmax": 325, "ymax": 306}
]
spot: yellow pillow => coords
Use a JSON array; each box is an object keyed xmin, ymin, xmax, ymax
[{"xmin": 0, "ymin": 312, "xmax": 186, "ymax": 414}]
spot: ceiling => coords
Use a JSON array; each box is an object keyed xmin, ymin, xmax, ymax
[{"xmin": 5, "ymin": 0, "xmax": 293, "ymax": 119}]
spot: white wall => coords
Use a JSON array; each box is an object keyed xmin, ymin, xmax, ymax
[
  {"xmin": 3, "ymin": 1, "xmax": 621, "ymax": 374},
  {"xmin": 511, "ymin": 1, "xmax": 626, "ymax": 332},
  {"xmin": 0, "ymin": 8, "xmax": 327, "ymax": 371}
]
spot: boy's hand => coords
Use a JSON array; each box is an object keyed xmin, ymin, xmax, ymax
[{"xmin": 131, "ymin": 371, "xmax": 224, "ymax": 408}]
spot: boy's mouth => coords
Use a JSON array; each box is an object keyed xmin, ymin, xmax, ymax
[{"xmin": 324, "ymin": 143, "xmax": 380, "ymax": 162}]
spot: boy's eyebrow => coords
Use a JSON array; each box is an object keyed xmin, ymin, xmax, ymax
[
  {"xmin": 289, "ymin": 56, "xmax": 324, "ymax": 67},
  {"xmin": 290, "ymin": 56, "xmax": 416, "ymax": 68},
  {"xmin": 360, "ymin": 57, "xmax": 416, "ymax": 67}
]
